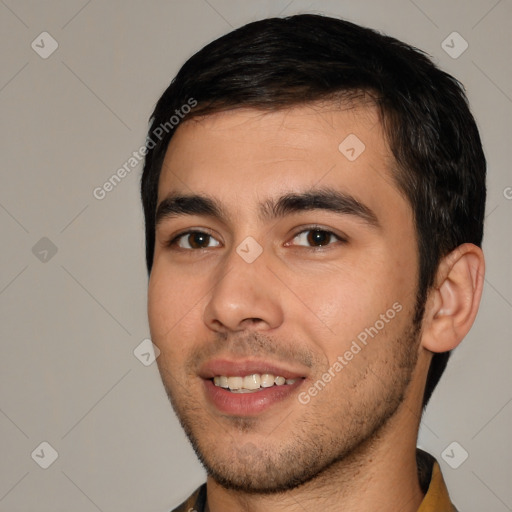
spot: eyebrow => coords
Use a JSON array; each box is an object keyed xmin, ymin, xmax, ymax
[{"xmin": 155, "ymin": 188, "xmax": 380, "ymax": 229}]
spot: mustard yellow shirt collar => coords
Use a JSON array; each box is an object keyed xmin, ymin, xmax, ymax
[{"xmin": 417, "ymin": 459, "xmax": 457, "ymax": 512}]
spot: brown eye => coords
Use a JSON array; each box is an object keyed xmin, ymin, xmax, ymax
[
  {"xmin": 171, "ymin": 231, "xmax": 221, "ymax": 249},
  {"xmin": 187, "ymin": 232, "xmax": 210, "ymax": 248},
  {"xmin": 307, "ymin": 230, "xmax": 332, "ymax": 246},
  {"xmin": 293, "ymin": 229, "xmax": 338, "ymax": 247}
]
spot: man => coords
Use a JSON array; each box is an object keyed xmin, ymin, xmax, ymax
[{"xmin": 141, "ymin": 14, "xmax": 486, "ymax": 512}]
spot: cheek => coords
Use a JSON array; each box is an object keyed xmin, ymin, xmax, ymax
[
  {"xmin": 280, "ymin": 271, "xmax": 371, "ymax": 361},
  {"xmin": 147, "ymin": 263, "xmax": 202, "ymax": 342},
  {"xmin": 148, "ymin": 270, "xmax": 208, "ymax": 378},
  {"xmin": 147, "ymin": 269, "xmax": 171, "ymax": 337},
  {"xmin": 286, "ymin": 253, "xmax": 412, "ymax": 355}
]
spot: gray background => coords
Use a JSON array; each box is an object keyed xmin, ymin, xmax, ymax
[{"xmin": 0, "ymin": 1, "xmax": 511, "ymax": 511}]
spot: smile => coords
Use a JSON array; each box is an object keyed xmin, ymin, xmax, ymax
[{"xmin": 213, "ymin": 373, "xmax": 298, "ymax": 393}]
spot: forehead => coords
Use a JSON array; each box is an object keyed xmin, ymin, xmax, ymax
[{"xmin": 157, "ymin": 102, "xmax": 407, "ymax": 225}]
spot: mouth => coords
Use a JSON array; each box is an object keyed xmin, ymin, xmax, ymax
[{"xmin": 200, "ymin": 359, "xmax": 307, "ymax": 416}]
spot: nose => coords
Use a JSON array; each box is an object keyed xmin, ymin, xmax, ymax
[{"xmin": 203, "ymin": 247, "xmax": 284, "ymax": 334}]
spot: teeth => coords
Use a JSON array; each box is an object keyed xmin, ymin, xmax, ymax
[
  {"xmin": 243, "ymin": 374, "xmax": 261, "ymax": 390},
  {"xmin": 213, "ymin": 373, "xmax": 299, "ymax": 391},
  {"xmin": 213, "ymin": 376, "xmax": 229, "ymax": 388},
  {"xmin": 260, "ymin": 374, "xmax": 275, "ymax": 388},
  {"xmin": 227, "ymin": 376, "xmax": 243, "ymax": 390}
]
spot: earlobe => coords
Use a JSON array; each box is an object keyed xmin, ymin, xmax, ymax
[{"xmin": 421, "ymin": 243, "xmax": 485, "ymax": 353}]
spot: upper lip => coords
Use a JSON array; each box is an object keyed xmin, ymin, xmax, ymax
[{"xmin": 199, "ymin": 358, "xmax": 308, "ymax": 380}]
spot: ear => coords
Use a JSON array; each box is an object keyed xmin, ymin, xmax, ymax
[{"xmin": 421, "ymin": 243, "xmax": 485, "ymax": 353}]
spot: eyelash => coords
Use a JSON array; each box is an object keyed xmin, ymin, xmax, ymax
[{"xmin": 166, "ymin": 226, "xmax": 346, "ymax": 250}]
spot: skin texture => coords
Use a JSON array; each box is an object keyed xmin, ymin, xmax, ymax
[{"xmin": 147, "ymin": 102, "xmax": 485, "ymax": 512}]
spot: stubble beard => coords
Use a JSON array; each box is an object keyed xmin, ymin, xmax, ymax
[{"xmin": 159, "ymin": 316, "xmax": 422, "ymax": 494}]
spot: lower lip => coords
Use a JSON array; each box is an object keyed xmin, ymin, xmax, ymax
[{"xmin": 203, "ymin": 379, "xmax": 304, "ymax": 416}]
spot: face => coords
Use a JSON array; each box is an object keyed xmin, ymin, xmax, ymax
[{"xmin": 148, "ymin": 102, "xmax": 422, "ymax": 493}]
